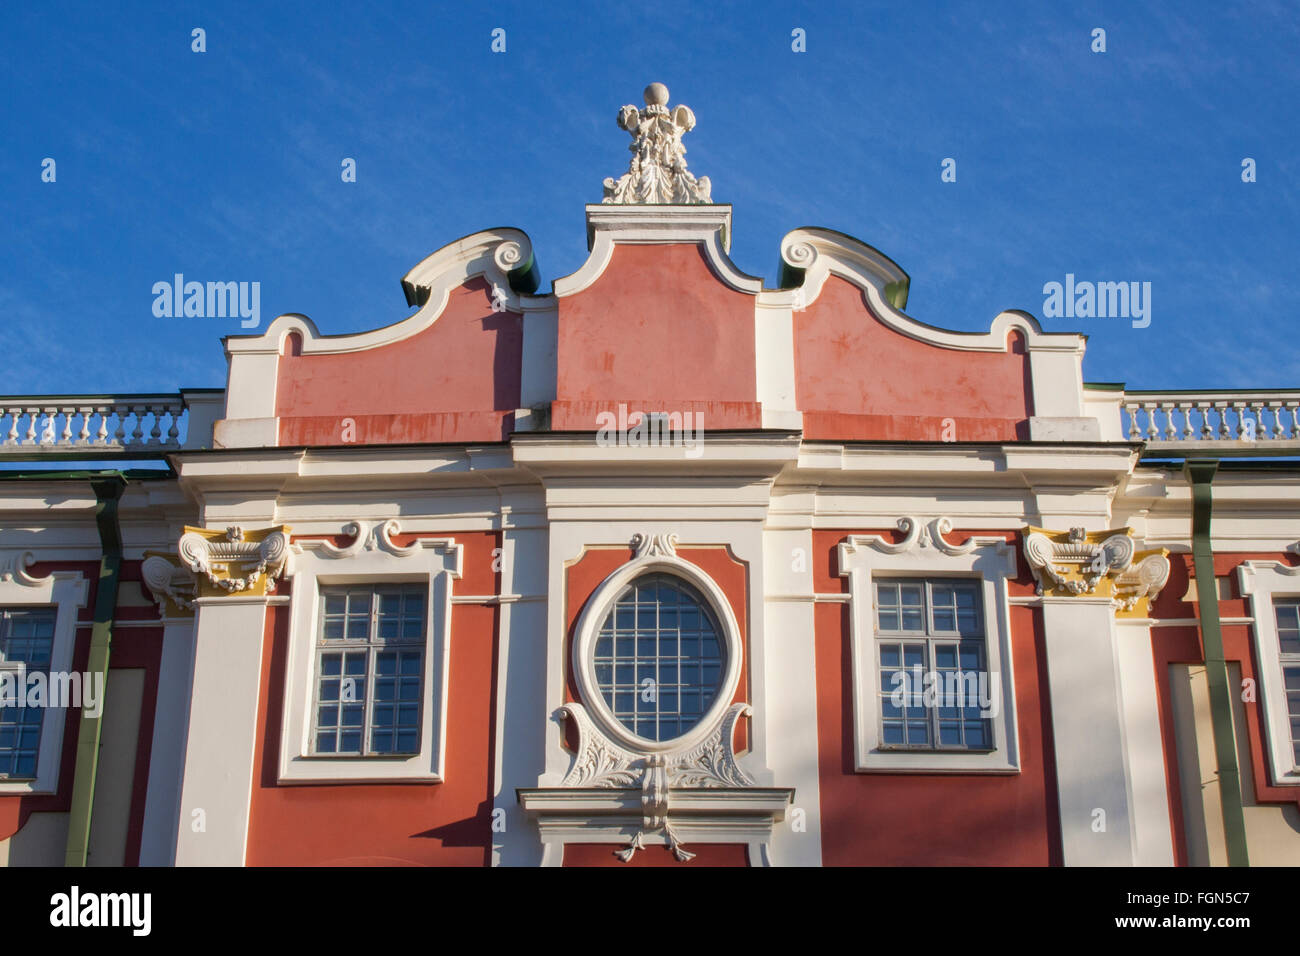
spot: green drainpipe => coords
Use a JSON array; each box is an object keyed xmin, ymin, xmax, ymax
[
  {"xmin": 1185, "ymin": 460, "xmax": 1250, "ymax": 866},
  {"xmin": 64, "ymin": 476, "xmax": 125, "ymax": 867}
]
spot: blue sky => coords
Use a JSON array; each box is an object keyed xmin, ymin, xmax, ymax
[{"xmin": 1, "ymin": 0, "xmax": 1296, "ymax": 395}]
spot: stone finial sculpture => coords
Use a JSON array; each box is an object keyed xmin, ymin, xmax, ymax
[{"xmin": 602, "ymin": 82, "xmax": 713, "ymax": 204}]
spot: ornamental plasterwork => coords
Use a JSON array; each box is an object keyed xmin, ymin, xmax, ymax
[
  {"xmin": 1023, "ymin": 526, "xmax": 1170, "ymax": 616},
  {"xmin": 177, "ymin": 525, "xmax": 291, "ymax": 598},
  {"xmin": 289, "ymin": 519, "xmax": 445, "ymax": 561},
  {"xmin": 141, "ymin": 552, "xmax": 197, "ymax": 617},
  {"xmin": 631, "ymin": 530, "xmax": 679, "ymax": 560},
  {"xmin": 0, "ymin": 550, "xmax": 47, "ymax": 587},
  {"xmin": 841, "ymin": 516, "xmax": 1010, "ymax": 559},
  {"xmin": 533, "ymin": 529, "xmax": 777, "ymax": 862},
  {"xmin": 557, "ymin": 701, "xmax": 756, "ymax": 862},
  {"xmin": 602, "ymin": 82, "xmax": 713, "ymax": 205}
]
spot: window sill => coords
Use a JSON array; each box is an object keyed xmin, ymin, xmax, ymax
[
  {"xmin": 857, "ymin": 749, "xmax": 1019, "ymax": 774},
  {"xmin": 875, "ymin": 746, "xmax": 997, "ymax": 755},
  {"xmin": 300, "ymin": 752, "xmax": 420, "ymax": 760},
  {"xmin": 278, "ymin": 752, "xmax": 444, "ymax": 785}
]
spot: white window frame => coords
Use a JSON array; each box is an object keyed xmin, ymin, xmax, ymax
[
  {"xmin": 873, "ymin": 577, "xmax": 994, "ymax": 752},
  {"xmin": 838, "ymin": 520, "xmax": 1020, "ymax": 773},
  {"xmin": 572, "ymin": 546, "xmax": 744, "ymax": 755},
  {"xmin": 278, "ymin": 522, "xmax": 461, "ymax": 784},
  {"xmin": 311, "ymin": 582, "xmax": 428, "ymax": 757},
  {"xmin": 1238, "ymin": 559, "xmax": 1300, "ymax": 787},
  {"xmin": 0, "ymin": 553, "xmax": 88, "ymax": 795}
]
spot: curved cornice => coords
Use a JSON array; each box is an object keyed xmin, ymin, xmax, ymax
[
  {"xmin": 224, "ymin": 227, "xmax": 545, "ymax": 357},
  {"xmin": 553, "ymin": 205, "xmax": 764, "ymax": 297},
  {"xmin": 778, "ymin": 227, "xmax": 1085, "ymax": 355}
]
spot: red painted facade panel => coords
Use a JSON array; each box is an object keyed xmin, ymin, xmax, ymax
[
  {"xmin": 553, "ymin": 244, "xmax": 762, "ymax": 431},
  {"xmin": 559, "ymin": 544, "xmax": 752, "ymax": 864},
  {"xmin": 244, "ymin": 533, "xmax": 501, "ymax": 866},
  {"xmin": 811, "ymin": 530, "xmax": 1061, "ymax": 865},
  {"xmin": 794, "ymin": 276, "xmax": 1034, "ymax": 442},
  {"xmin": 274, "ymin": 277, "xmax": 522, "ymax": 446}
]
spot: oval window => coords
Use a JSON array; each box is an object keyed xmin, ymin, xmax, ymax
[{"xmin": 592, "ymin": 573, "xmax": 726, "ymax": 742}]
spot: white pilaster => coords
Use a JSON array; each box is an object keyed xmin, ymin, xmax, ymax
[
  {"xmin": 138, "ymin": 619, "xmax": 197, "ymax": 866},
  {"xmin": 492, "ymin": 506, "xmax": 550, "ymax": 866},
  {"xmin": 1114, "ymin": 619, "xmax": 1176, "ymax": 865},
  {"xmin": 174, "ymin": 596, "xmax": 273, "ymax": 866},
  {"xmin": 761, "ymin": 525, "xmax": 822, "ymax": 865},
  {"xmin": 1040, "ymin": 597, "xmax": 1136, "ymax": 865}
]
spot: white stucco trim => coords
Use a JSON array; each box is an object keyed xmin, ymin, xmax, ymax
[
  {"xmin": 554, "ymin": 205, "xmax": 762, "ymax": 297},
  {"xmin": 277, "ymin": 521, "xmax": 462, "ymax": 784},
  {"xmin": 518, "ymin": 786, "xmax": 794, "ymax": 866},
  {"xmin": 836, "ymin": 520, "xmax": 1020, "ymax": 773},
  {"xmin": 753, "ymin": 294, "xmax": 802, "ymax": 431},
  {"xmin": 226, "ymin": 229, "xmax": 540, "ymax": 359},
  {"xmin": 1039, "ymin": 597, "xmax": 1138, "ymax": 865},
  {"xmin": 1237, "ymin": 557, "xmax": 1300, "ymax": 787},
  {"xmin": 0, "ymin": 553, "xmax": 88, "ymax": 795},
  {"xmin": 779, "ymin": 227, "xmax": 1084, "ymax": 355},
  {"xmin": 138, "ymin": 618, "xmax": 196, "ymax": 865},
  {"xmin": 1114, "ymin": 619, "xmax": 1176, "ymax": 865},
  {"xmin": 174, "ymin": 595, "xmax": 274, "ymax": 866}
]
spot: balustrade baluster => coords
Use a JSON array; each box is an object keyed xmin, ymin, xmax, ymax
[
  {"xmin": 148, "ymin": 405, "xmax": 163, "ymax": 445},
  {"xmin": 1216, "ymin": 402, "xmax": 1232, "ymax": 440},
  {"xmin": 1143, "ymin": 403, "xmax": 1159, "ymax": 441},
  {"xmin": 166, "ymin": 406, "xmax": 181, "ymax": 446},
  {"xmin": 113, "ymin": 407, "xmax": 128, "ymax": 445},
  {"xmin": 1164, "ymin": 403, "xmax": 1178, "ymax": 441}
]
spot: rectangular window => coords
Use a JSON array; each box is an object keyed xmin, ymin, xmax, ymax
[
  {"xmin": 0, "ymin": 608, "xmax": 57, "ymax": 779},
  {"xmin": 1275, "ymin": 598, "xmax": 1300, "ymax": 767},
  {"xmin": 874, "ymin": 578, "xmax": 991, "ymax": 751},
  {"xmin": 312, "ymin": 585, "xmax": 426, "ymax": 756}
]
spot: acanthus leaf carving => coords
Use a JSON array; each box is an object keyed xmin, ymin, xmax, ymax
[
  {"xmin": 556, "ymin": 703, "xmax": 640, "ymax": 788},
  {"xmin": 631, "ymin": 531, "xmax": 678, "ymax": 560},
  {"xmin": 557, "ymin": 701, "xmax": 754, "ymax": 862}
]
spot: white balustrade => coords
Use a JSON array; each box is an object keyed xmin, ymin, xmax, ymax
[
  {"xmin": 0, "ymin": 395, "xmax": 189, "ymax": 453},
  {"xmin": 1121, "ymin": 391, "xmax": 1300, "ymax": 450}
]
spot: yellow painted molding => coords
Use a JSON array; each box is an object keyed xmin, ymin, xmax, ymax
[
  {"xmin": 176, "ymin": 524, "xmax": 292, "ymax": 599},
  {"xmin": 1022, "ymin": 526, "xmax": 1170, "ymax": 618}
]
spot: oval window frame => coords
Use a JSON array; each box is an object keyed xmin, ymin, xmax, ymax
[{"xmin": 572, "ymin": 552, "xmax": 743, "ymax": 754}]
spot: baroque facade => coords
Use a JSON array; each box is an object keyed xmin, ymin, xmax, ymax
[{"xmin": 1, "ymin": 85, "xmax": 1298, "ymax": 867}]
